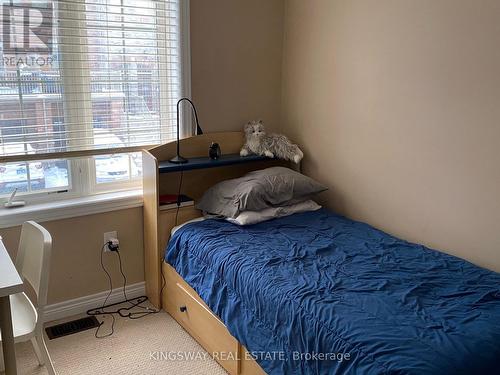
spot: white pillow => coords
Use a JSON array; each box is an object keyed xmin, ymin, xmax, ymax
[{"xmin": 226, "ymin": 200, "xmax": 321, "ymax": 226}]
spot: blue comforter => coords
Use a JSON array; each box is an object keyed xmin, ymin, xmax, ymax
[{"xmin": 166, "ymin": 209, "xmax": 500, "ymax": 374}]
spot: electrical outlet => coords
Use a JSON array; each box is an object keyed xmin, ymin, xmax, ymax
[{"xmin": 103, "ymin": 231, "xmax": 118, "ymax": 252}]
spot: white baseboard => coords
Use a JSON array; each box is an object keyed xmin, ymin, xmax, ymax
[{"xmin": 44, "ymin": 281, "xmax": 146, "ymax": 322}]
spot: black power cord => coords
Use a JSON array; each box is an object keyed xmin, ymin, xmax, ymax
[
  {"xmin": 91, "ymin": 243, "xmax": 115, "ymax": 338},
  {"xmin": 90, "ymin": 169, "xmax": 184, "ymax": 338},
  {"xmin": 159, "ymin": 170, "xmax": 184, "ymax": 297},
  {"xmin": 88, "ymin": 241, "xmax": 159, "ymax": 338},
  {"xmin": 174, "ymin": 170, "xmax": 184, "ymax": 228}
]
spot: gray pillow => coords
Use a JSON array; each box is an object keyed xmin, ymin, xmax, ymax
[{"xmin": 196, "ymin": 167, "xmax": 327, "ymax": 218}]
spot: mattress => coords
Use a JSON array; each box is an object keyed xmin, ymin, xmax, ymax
[
  {"xmin": 170, "ymin": 216, "xmax": 205, "ymax": 236},
  {"xmin": 166, "ymin": 208, "xmax": 500, "ymax": 374}
]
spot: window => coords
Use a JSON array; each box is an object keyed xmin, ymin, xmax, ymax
[{"xmin": 0, "ymin": 0, "xmax": 189, "ymax": 201}]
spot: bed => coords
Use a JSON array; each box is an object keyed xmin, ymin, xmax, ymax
[{"xmin": 165, "ymin": 208, "xmax": 500, "ymax": 374}]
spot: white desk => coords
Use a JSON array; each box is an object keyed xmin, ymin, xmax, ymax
[{"xmin": 0, "ymin": 237, "xmax": 23, "ymax": 375}]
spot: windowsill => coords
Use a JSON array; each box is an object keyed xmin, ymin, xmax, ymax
[{"xmin": 0, "ymin": 189, "xmax": 143, "ymax": 229}]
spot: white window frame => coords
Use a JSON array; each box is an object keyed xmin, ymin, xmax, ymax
[
  {"xmin": 0, "ymin": 158, "xmax": 78, "ymax": 203},
  {"xmin": 88, "ymin": 152, "xmax": 143, "ymax": 194},
  {"xmin": 0, "ymin": 0, "xmax": 191, "ymax": 211}
]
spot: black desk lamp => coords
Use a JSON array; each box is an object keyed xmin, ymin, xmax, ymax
[{"xmin": 169, "ymin": 97, "xmax": 204, "ymax": 164}]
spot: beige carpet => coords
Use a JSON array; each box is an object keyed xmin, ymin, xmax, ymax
[{"xmin": 2, "ymin": 305, "xmax": 227, "ymax": 375}]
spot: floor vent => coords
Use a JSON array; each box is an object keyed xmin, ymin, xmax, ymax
[{"xmin": 45, "ymin": 316, "xmax": 100, "ymax": 340}]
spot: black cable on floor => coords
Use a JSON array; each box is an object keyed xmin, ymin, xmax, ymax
[
  {"xmin": 90, "ymin": 169, "xmax": 185, "ymax": 338},
  {"xmin": 89, "ymin": 243, "xmax": 160, "ymax": 338},
  {"xmin": 116, "ymin": 250, "xmax": 157, "ymax": 318},
  {"xmin": 91, "ymin": 243, "xmax": 116, "ymax": 338}
]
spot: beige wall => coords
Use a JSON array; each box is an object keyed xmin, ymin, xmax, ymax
[
  {"xmin": 190, "ymin": 0, "xmax": 284, "ymax": 133},
  {"xmin": 281, "ymin": 0, "xmax": 500, "ymax": 271},
  {"xmin": 0, "ymin": 208, "xmax": 144, "ymax": 304}
]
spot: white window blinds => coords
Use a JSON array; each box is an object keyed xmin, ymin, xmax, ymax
[{"xmin": 0, "ymin": 0, "xmax": 183, "ymax": 161}]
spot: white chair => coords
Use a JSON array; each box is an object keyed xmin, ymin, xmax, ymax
[{"xmin": 0, "ymin": 221, "xmax": 56, "ymax": 374}]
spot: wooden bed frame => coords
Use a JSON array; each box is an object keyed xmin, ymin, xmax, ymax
[{"xmin": 142, "ymin": 132, "xmax": 293, "ymax": 374}]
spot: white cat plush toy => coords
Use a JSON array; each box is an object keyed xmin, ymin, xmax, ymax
[{"xmin": 240, "ymin": 120, "xmax": 303, "ymax": 164}]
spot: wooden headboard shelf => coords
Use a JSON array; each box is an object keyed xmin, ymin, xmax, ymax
[{"xmin": 142, "ymin": 131, "xmax": 291, "ymax": 308}]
